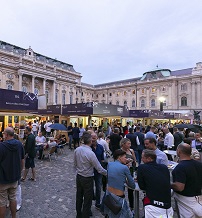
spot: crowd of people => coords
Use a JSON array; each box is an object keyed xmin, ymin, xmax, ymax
[
  {"xmin": 74, "ymin": 122, "xmax": 202, "ymax": 218},
  {"xmin": 0, "ymin": 119, "xmax": 202, "ymax": 218}
]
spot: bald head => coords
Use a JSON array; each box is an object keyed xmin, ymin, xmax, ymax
[{"xmin": 177, "ymin": 143, "xmax": 192, "ymax": 156}]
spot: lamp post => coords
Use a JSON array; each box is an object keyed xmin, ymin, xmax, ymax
[{"xmin": 159, "ymin": 97, "xmax": 165, "ymax": 112}]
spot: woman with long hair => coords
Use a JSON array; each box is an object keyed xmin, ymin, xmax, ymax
[{"xmin": 120, "ymin": 138, "xmax": 137, "ymax": 213}]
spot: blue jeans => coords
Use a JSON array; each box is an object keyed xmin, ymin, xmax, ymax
[
  {"xmin": 68, "ymin": 135, "xmax": 73, "ymax": 149},
  {"xmin": 134, "ymin": 150, "xmax": 140, "ymax": 165},
  {"xmin": 94, "ymin": 173, "xmax": 102, "ymax": 207}
]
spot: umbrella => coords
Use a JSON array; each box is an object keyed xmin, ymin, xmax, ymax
[
  {"xmin": 174, "ymin": 124, "xmax": 201, "ymax": 133},
  {"xmin": 49, "ymin": 123, "xmax": 67, "ymax": 131}
]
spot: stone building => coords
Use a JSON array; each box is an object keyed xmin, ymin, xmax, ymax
[
  {"xmin": 0, "ymin": 40, "xmax": 202, "ymax": 116},
  {"xmin": 93, "ymin": 65, "xmax": 202, "ymax": 113}
]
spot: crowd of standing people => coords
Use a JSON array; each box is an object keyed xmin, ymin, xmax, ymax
[
  {"xmin": 0, "ymin": 119, "xmax": 201, "ymax": 218},
  {"xmin": 74, "ymin": 121, "xmax": 202, "ymax": 218}
]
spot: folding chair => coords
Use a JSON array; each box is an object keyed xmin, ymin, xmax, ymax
[{"xmin": 43, "ymin": 146, "xmax": 57, "ymax": 161}]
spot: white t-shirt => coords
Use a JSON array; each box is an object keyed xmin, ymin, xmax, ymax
[
  {"xmin": 44, "ymin": 122, "xmax": 52, "ymax": 133},
  {"xmin": 32, "ymin": 123, "xmax": 38, "ymax": 132},
  {"xmin": 35, "ymin": 136, "xmax": 46, "ymax": 144}
]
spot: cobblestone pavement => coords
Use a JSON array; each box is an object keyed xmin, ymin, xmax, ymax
[{"xmin": 6, "ymin": 147, "xmax": 177, "ymax": 218}]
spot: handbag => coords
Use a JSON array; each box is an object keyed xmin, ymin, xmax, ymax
[{"xmin": 103, "ymin": 193, "xmax": 122, "ymax": 215}]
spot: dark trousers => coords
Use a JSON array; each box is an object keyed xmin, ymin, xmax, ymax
[
  {"xmin": 137, "ymin": 150, "xmax": 143, "ymax": 164},
  {"xmin": 94, "ymin": 173, "xmax": 102, "ymax": 207},
  {"xmin": 76, "ymin": 174, "xmax": 94, "ymax": 218},
  {"xmin": 128, "ymin": 188, "xmax": 134, "ymax": 209},
  {"xmin": 73, "ymin": 138, "xmax": 80, "ymax": 149}
]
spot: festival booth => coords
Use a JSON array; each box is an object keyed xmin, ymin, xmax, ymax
[
  {"xmin": 0, "ymin": 88, "xmax": 38, "ymax": 137},
  {"xmin": 92, "ymin": 103, "xmax": 129, "ymax": 129},
  {"xmin": 127, "ymin": 110, "xmax": 164, "ymax": 126},
  {"xmin": 62, "ymin": 102, "xmax": 93, "ymax": 128},
  {"xmin": 61, "ymin": 102, "xmax": 129, "ymax": 129},
  {"xmin": 38, "ymin": 104, "xmax": 62, "ymax": 124}
]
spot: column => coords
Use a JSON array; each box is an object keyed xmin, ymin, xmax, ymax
[
  {"xmin": 18, "ymin": 70, "xmax": 23, "ymax": 91},
  {"xmin": 136, "ymin": 88, "xmax": 140, "ymax": 109},
  {"xmin": 43, "ymin": 79, "xmax": 46, "ymax": 95},
  {"xmin": 191, "ymin": 81, "xmax": 196, "ymax": 109},
  {"xmin": 156, "ymin": 86, "xmax": 160, "ymax": 109},
  {"xmin": 197, "ymin": 81, "xmax": 201, "ymax": 109},
  {"xmin": 32, "ymin": 76, "xmax": 35, "ymax": 93},
  {"xmin": 52, "ymin": 80, "xmax": 56, "ymax": 105},
  {"xmin": 146, "ymin": 87, "xmax": 150, "ymax": 108},
  {"xmin": 168, "ymin": 84, "xmax": 172, "ymax": 108},
  {"xmin": 175, "ymin": 81, "xmax": 178, "ymax": 110}
]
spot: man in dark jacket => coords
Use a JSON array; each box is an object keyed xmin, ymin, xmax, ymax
[
  {"xmin": 21, "ymin": 127, "xmax": 36, "ymax": 181},
  {"xmin": 109, "ymin": 128, "xmax": 122, "ymax": 154},
  {"xmin": 0, "ymin": 127, "xmax": 24, "ymax": 218},
  {"xmin": 137, "ymin": 149, "xmax": 173, "ymax": 217},
  {"xmin": 173, "ymin": 127, "xmax": 184, "ymax": 150},
  {"xmin": 135, "ymin": 126, "xmax": 145, "ymax": 164},
  {"xmin": 72, "ymin": 123, "xmax": 80, "ymax": 149}
]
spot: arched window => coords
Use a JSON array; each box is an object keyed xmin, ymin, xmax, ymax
[
  {"xmin": 132, "ymin": 90, "xmax": 135, "ymax": 94},
  {"xmin": 181, "ymin": 97, "xmax": 187, "ymax": 106},
  {"xmin": 109, "ymin": 101, "xmax": 112, "ymax": 104},
  {"xmin": 62, "ymin": 93, "xmax": 66, "ymax": 105},
  {"xmin": 116, "ymin": 101, "xmax": 119, "ymax": 106},
  {"xmin": 151, "ymin": 99, "xmax": 155, "ymax": 107},
  {"xmin": 181, "ymin": 84, "xmax": 187, "ymax": 91},
  {"xmin": 70, "ymin": 95, "xmax": 73, "ymax": 104},
  {"xmin": 7, "ymin": 84, "xmax": 13, "ymax": 90},
  {"xmin": 34, "ymin": 88, "xmax": 39, "ymax": 95},
  {"xmin": 124, "ymin": 101, "xmax": 127, "ymax": 107},
  {"xmin": 22, "ymin": 86, "xmax": 27, "ymax": 93},
  {"xmin": 132, "ymin": 100, "xmax": 136, "ymax": 107},
  {"xmin": 55, "ymin": 91, "xmax": 58, "ymax": 104},
  {"xmin": 140, "ymin": 99, "xmax": 145, "ymax": 108}
]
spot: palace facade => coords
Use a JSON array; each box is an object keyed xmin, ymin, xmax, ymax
[{"xmin": 0, "ymin": 40, "xmax": 202, "ymax": 116}]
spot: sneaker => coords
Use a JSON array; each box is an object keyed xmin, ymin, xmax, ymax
[{"xmin": 16, "ymin": 205, "xmax": 21, "ymax": 212}]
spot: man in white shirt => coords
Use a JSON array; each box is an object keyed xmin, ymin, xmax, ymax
[
  {"xmin": 44, "ymin": 120, "xmax": 52, "ymax": 137},
  {"xmin": 36, "ymin": 132, "xmax": 47, "ymax": 159},
  {"xmin": 163, "ymin": 127, "xmax": 174, "ymax": 149},
  {"xmin": 31, "ymin": 120, "xmax": 38, "ymax": 136}
]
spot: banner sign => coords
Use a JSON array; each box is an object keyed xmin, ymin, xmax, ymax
[
  {"xmin": 0, "ymin": 88, "xmax": 38, "ymax": 111},
  {"xmin": 38, "ymin": 105, "xmax": 61, "ymax": 115},
  {"xmin": 129, "ymin": 110, "xmax": 150, "ymax": 118},
  {"xmin": 93, "ymin": 103, "xmax": 129, "ymax": 117},
  {"xmin": 62, "ymin": 103, "xmax": 93, "ymax": 115}
]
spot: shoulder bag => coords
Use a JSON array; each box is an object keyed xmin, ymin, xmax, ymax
[{"xmin": 103, "ymin": 167, "xmax": 124, "ymax": 215}]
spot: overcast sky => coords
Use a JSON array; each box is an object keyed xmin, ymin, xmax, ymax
[{"xmin": 1, "ymin": 0, "xmax": 202, "ymax": 84}]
